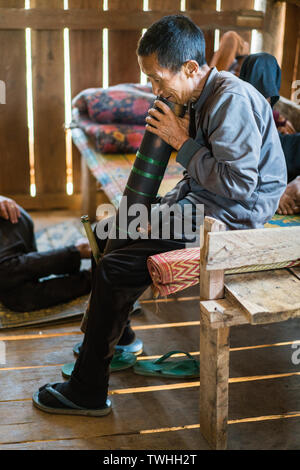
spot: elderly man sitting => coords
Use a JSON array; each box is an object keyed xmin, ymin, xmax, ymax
[{"xmin": 32, "ymin": 14, "xmax": 286, "ymax": 417}]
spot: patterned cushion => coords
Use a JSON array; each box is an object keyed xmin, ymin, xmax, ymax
[
  {"xmin": 73, "ymin": 117, "xmax": 146, "ymax": 154},
  {"xmin": 72, "ymin": 83, "xmax": 155, "ymax": 154}
]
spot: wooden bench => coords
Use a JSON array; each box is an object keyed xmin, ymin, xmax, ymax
[{"xmin": 198, "ymin": 216, "xmax": 300, "ymax": 449}]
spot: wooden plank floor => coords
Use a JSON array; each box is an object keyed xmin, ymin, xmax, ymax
[
  {"xmin": 0, "ymin": 295, "xmax": 205, "ymax": 450},
  {"xmin": 1, "ymin": 211, "xmax": 300, "ymax": 450}
]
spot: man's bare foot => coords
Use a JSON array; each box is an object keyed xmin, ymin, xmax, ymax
[
  {"xmin": 75, "ymin": 237, "xmax": 92, "ymax": 259},
  {"xmin": 277, "ymin": 176, "xmax": 300, "ymax": 215}
]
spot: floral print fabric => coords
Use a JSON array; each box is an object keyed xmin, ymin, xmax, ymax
[{"xmin": 71, "ymin": 83, "xmax": 155, "ymax": 153}]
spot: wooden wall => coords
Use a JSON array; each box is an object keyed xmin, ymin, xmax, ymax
[
  {"xmin": 0, "ymin": 0, "xmax": 30, "ymax": 199},
  {"xmin": 0, "ymin": 1, "xmax": 297, "ymax": 211}
]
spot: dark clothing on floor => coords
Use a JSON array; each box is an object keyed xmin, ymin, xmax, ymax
[
  {"xmin": 279, "ymin": 133, "xmax": 300, "ymax": 183},
  {"xmin": 0, "ymin": 207, "xmax": 91, "ymax": 312}
]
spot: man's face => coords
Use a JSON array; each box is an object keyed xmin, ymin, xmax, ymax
[{"xmin": 138, "ymin": 53, "xmax": 192, "ymax": 105}]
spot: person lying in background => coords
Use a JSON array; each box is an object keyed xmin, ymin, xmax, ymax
[
  {"xmin": 239, "ymin": 53, "xmax": 300, "ymax": 216},
  {"xmin": 209, "ymin": 30, "xmax": 249, "ymax": 76},
  {"xmin": 0, "ymin": 195, "xmax": 92, "ymax": 312}
]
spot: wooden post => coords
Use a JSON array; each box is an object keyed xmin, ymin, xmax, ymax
[
  {"xmin": 295, "ymin": 33, "xmax": 300, "ymax": 93},
  {"xmin": 280, "ymin": 2, "xmax": 300, "ymax": 99},
  {"xmin": 200, "ymin": 323, "xmax": 230, "ymax": 450},
  {"xmin": 69, "ymin": 0, "xmax": 103, "ymax": 202},
  {"xmin": 0, "ymin": 0, "xmax": 30, "ymax": 197},
  {"xmin": 262, "ymin": 0, "xmax": 286, "ymax": 66},
  {"xmin": 199, "ymin": 217, "xmax": 229, "ymax": 450},
  {"xmin": 68, "ymin": 0, "xmax": 103, "ymax": 219},
  {"xmin": 31, "ymin": 0, "xmax": 66, "ymax": 199},
  {"xmin": 200, "ymin": 217, "xmax": 226, "ymax": 301},
  {"xmin": 81, "ymin": 157, "xmax": 97, "ymax": 221}
]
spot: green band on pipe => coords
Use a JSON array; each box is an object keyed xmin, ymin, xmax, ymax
[
  {"xmin": 126, "ymin": 184, "xmax": 156, "ymax": 198},
  {"xmin": 116, "ymin": 225, "xmax": 135, "ymax": 237},
  {"xmin": 132, "ymin": 165, "xmax": 163, "ymax": 181},
  {"xmin": 136, "ymin": 150, "xmax": 166, "ymax": 167}
]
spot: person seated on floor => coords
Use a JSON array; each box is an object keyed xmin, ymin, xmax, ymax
[
  {"xmin": 0, "ymin": 195, "xmax": 92, "ymax": 312},
  {"xmin": 0, "ymin": 196, "xmax": 142, "ymax": 352},
  {"xmin": 32, "ymin": 14, "xmax": 286, "ymax": 417},
  {"xmin": 239, "ymin": 52, "xmax": 300, "ymax": 215}
]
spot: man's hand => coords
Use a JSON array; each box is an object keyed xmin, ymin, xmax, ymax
[
  {"xmin": 145, "ymin": 99, "xmax": 190, "ymax": 151},
  {"xmin": 0, "ymin": 196, "xmax": 21, "ymax": 224}
]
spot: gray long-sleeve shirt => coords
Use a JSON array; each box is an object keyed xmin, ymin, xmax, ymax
[{"xmin": 162, "ymin": 67, "xmax": 287, "ymax": 230}]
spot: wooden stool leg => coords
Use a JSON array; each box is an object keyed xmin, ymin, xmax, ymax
[
  {"xmin": 200, "ymin": 322, "xmax": 230, "ymax": 450},
  {"xmin": 81, "ymin": 157, "xmax": 97, "ymax": 221}
]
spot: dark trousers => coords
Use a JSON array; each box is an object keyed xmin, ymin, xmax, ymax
[
  {"xmin": 68, "ymin": 199, "xmax": 199, "ymax": 404},
  {"xmin": 0, "ymin": 208, "xmax": 91, "ymax": 312}
]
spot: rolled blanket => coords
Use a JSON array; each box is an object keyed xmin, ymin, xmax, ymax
[{"xmin": 147, "ymin": 247, "xmax": 200, "ymax": 297}]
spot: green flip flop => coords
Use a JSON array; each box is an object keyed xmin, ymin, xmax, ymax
[
  {"xmin": 73, "ymin": 337, "xmax": 143, "ymax": 357},
  {"xmin": 133, "ymin": 350, "xmax": 200, "ymax": 379},
  {"xmin": 61, "ymin": 351, "xmax": 137, "ymax": 379},
  {"xmin": 32, "ymin": 382, "xmax": 112, "ymax": 417}
]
